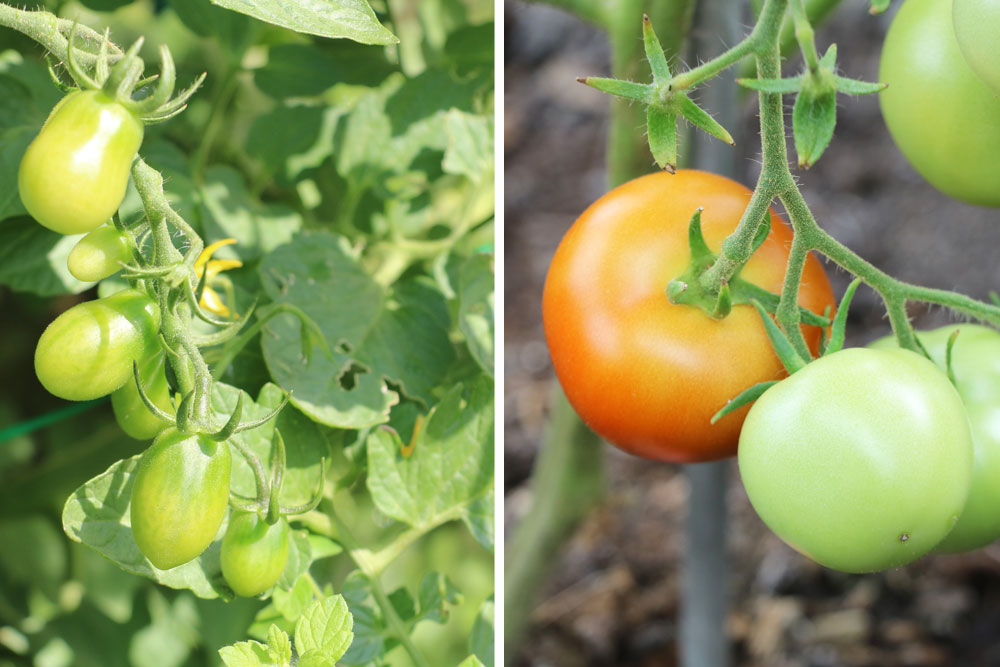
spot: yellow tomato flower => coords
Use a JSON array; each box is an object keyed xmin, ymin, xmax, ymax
[{"xmin": 194, "ymin": 238, "xmax": 242, "ymax": 317}]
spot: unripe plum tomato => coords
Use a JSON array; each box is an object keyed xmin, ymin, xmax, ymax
[
  {"xmin": 879, "ymin": 0, "xmax": 1000, "ymax": 207},
  {"xmin": 111, "ymin": 351, "xmax": 173, "ymax": 441},
  {"xmin": 953, "ymin": 0, "xmax": 1000, "ymax": 93},
  {"xmin": 18, "ymin": 90, "xmax": 143, "ymax": 235},
  {"xmin": 67, "ymin": 223, "xmax": 132, "ymax": 282},
  {"xmin": 542, "ymin": 170, "xmax": 835, "ymax": 462},
  {"xmin": 872, "ymin": 325, "xmax": 1000, "ymax": 554},
  {"xmin": 221, "ymin": 512, "xmax": 291, "ymax": 597},
  {"xmin": 130, "ymin": 429, "xmax": 232, "ymax": 570},
  {"xmin": 34, "ymin": 289, "xmax": 161, "ymax": 401},
  {"xmin": 738, "ymin": 348, "xmax": 974, "ymax": 573}
]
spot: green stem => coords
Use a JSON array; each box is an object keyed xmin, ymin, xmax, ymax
[
  {"xmin": 521, "ymin": 0, "xmax": 608, "ymax": 27},
  {"xmin": 504, "ymin": 386, "xmax": 604, "ymax": 666},
  {"xmin": 789, "ymin": 0, "xmax": 820, "ymax": 70},
  {"xmin": 369, "ymin": 575, "xmax": 431, "ymax": 667},
  {"xmin": 191, "ymin": 67, "xmax": 240, "ymax": 179},
  {"xmin": 0, "ymin": 5, "xmax": 122, "ymax": 65}
]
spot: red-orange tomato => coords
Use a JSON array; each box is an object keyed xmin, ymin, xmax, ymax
[{"xmin": 542, "ymin": 170, "xmax": 835, "ymax": 463}]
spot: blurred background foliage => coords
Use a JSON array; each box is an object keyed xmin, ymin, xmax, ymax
[{"xmin": 0, "ymin": 0, "xmax": 494, "ymax": 664}]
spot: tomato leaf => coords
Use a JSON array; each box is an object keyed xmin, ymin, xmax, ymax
[
  {"xmin": 293, "ymin": 595, "xmax": 354, "ymax": 661},
  {"xmin": 469, "ymin": 597, "xmax": 495, "ymax": 667},
  {"xmin": 218, "ymin": 639, "xmax": 271, "ymax": 666},
  {"xmin": 458, "ymin": 253, "xmax": 495, "ymax": 378},
  {"xmin": 366, "ymin": 378, "xmax": 493, "ymax": 530},
  {"xmin": 209, "ymin": 0, "xmax": 398, "ymax": 45}
]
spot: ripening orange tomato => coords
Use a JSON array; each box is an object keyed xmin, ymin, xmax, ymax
[{"xmin": 542, "ymin": 169, "xmax": 835, "ymax": 462}]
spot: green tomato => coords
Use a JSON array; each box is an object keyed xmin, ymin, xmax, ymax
[
  {"xmin": 18, "ymin": 90, "xmax": 143, "ymax": 235},
  {"xmin": 111, "ymin": 351, "xmax": 173, "ymax": 440},
  {"xmin": 67, "ymin": 223, "xmax": 132, "ymax": 282},
  {"xmin": 130, "ymin": 429, "xmax": 232, "ymax": 570},
  {"xmin": 220, "ymin": 513, "xmax": 291, "ymax": 597},
  {"xmin": 34, "ymin": 289, "xmax": 160, "ymax": 401},
  {"xmin": 872, "ymin": 325, "xmax": 1000, "ymax": 554},
  {"xmin": 879, "ymin": 0, "xmax": 1000, "ymax": 207},
  {"xmin": 953, "ymin": 0, "xmax": 1000, "ymax": 93},
  {"xmin": 738, "ymin": 347, "xmax": 974, "ymax": 573}
]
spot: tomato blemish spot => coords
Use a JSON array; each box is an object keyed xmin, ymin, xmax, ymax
[{"xmin": 899, "ymin": 533, "xmax": 909, "ymax": 542}]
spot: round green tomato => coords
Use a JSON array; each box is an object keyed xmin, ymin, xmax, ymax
[
  {"xmin": 130, "ymin": 429, "xmax": 232, "ymax": 570},
  {"xmin": 872, "ymin": 325, "xmax": 1000, "ymax": 553},
  {"xmin": 34, "ymin": 289, "xmax": 161, "ymax": 401},
  {"xmin": 67, "ymin": 223, "xmax": 132, "ymax": 282},
  {"xmin": 221, "ymin": 513, "xmax": 291, "ymax": 597},
  {"xmin": 879, "ymin": 0, "xmax": 1000, "ymax": 207},
  {"xmin": 18, "ymin": 90, "xmax": 143, "ymax": 235},
  {"xmin": 738, "ymin": 347, "xmax": 974, "ymax": 573},
  {"xmin": 111, "ymin": 351, "xmax": 173, "ymax": 440},
  {"xmin": 953, "ymin": 0, "xmax": 1000, "ymax": 93}
]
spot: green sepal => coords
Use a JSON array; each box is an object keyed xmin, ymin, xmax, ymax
[
  {"xmin": 750, "ymin": 299, "xmax": 807, "ymax": 374},
  {"xmin": 666, "ymin": 211, "xmax": 830, "ymax": 327},
  {"xmin": 129, "ymin": 361, "xmax": 177, "ymax": 426},
  {"xmin": 642, "ymin": 14, "xmax": 672, "ymax": 83},
  {"xmin": 647, "ymin": 106, "xmax": 677, "ymax": 172},
  {"xmin": 737, "ymin": 76, "xmax": 802, "ymax": 94},
  {"xmin": 678, "ymin": 94, "xmax": 734, "ymax": 145},
  {"xmin": 869, "ymin": 0, "xmax": 891, "ymax": 14},
  {"xmin": 792, "ymin": 69, "xmax": 837, "ymax": 169},
  {"xmin": 737, "ymin": 281, "xmax": 831, "ymax": 328},
  {"xmin": 945, "ymin": 329, "xmax": 960, "ymax": 385},
  {"xmin": 578, "ymin": 77, "xmax": 654, "ymax": 104},
  {"xmin": 834, "ymin": 75, "xmax": 886, "ymax": 95},
  {"xmin": 821, "ymin": 277, "xmax": 861, "ymax": 356},
  {"xmin": 686, "ymin": 209, "xmax": 714, "ymax": 266},
  {"xmin": 991, "ymin": 291, "xmax": 1000, "ymax": 308},
  {"xmin": 710, "ymin": 380, "xmax": 778, "ymax": 424},
  {"xmin": 712, "ymin": 281, "xmax": 732, "ymax": 319},
  {"xmin": 207, "ymin": 391, "xmax": 245, "ymax": 442},
  {"xmin": 750, "ymin": 216, "xmax": 772, "ymax": 255}
]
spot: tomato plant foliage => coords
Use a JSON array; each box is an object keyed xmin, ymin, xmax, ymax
[{"xmin": 0, "ymin": 0, "xmax": 494, "ymax": 664}]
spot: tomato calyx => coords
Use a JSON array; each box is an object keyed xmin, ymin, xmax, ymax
[
  {"xmin": 737, "ymin": 44, "xmax": 885, "ymax": 169},
  {"xmin": 61, "ymin": 20, "xmax": 205, "ymax": 125},
  {"xmin": 577, "ymin": 16, "xmax": 734, "ymax": 171},
  {"xmin": 228, "ymin": 428, "xmax": 327, "ymax": 523},
  {"xmin": 666, "ymin": 209, "xmax": 830, "ymax": 327}
]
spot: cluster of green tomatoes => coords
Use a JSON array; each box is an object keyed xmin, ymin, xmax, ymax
[
  {"xmin": 23, "ymin": 61, "xmax": 292, "ymax": 597},
  {"xmin": 544, "ymin": 0, "xmax": 1000, "ymax": 575}
]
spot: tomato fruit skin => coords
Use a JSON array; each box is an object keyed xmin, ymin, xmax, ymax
[
  {"xmin": 872, "ymin": 325, "xmax": 1000, "ymax": 554},
  {"xmin": 34, "ymin": 289, "xmax": 161, "ymax": 401},
  {"xmin": 220, "ymin": 513, "xmax": 291, "ymax": 597},
  {"xmin": 953, "ymin": 0, "xmax": 1000, "ymax": 93},
  {"xmin": 879, "ymin": 0, "xmax": 1000, "ymax": 207},
  {"xmin": 738, "ymin": 348, "xmax": 974, "ymax": 573},
  {"xmin": 67, "ymin": 223, "xmax": 132, "ymax": 282},
  {"xmin": 542, "ymin": 170, "xmax": 835, "ymax": 462},
  {"xmin": 130, "ymin": 429, "xmax": 232, "ymax": 570},
  {"xmin": 18, "ymin": 90, "xmax": 144, "ymax": 235},
  {"xmin": 112, "ymin": 351, "xmax": 173, "ymax": 440}
]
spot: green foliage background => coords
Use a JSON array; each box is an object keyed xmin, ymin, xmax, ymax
[{"xmin": 0, "ymin": 0, "xmax": 494, "ymax": 664}]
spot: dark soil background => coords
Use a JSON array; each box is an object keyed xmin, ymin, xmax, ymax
[{"xmin": 504, "ymin": 1, "xmax": 1000, "ymax": 665}]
